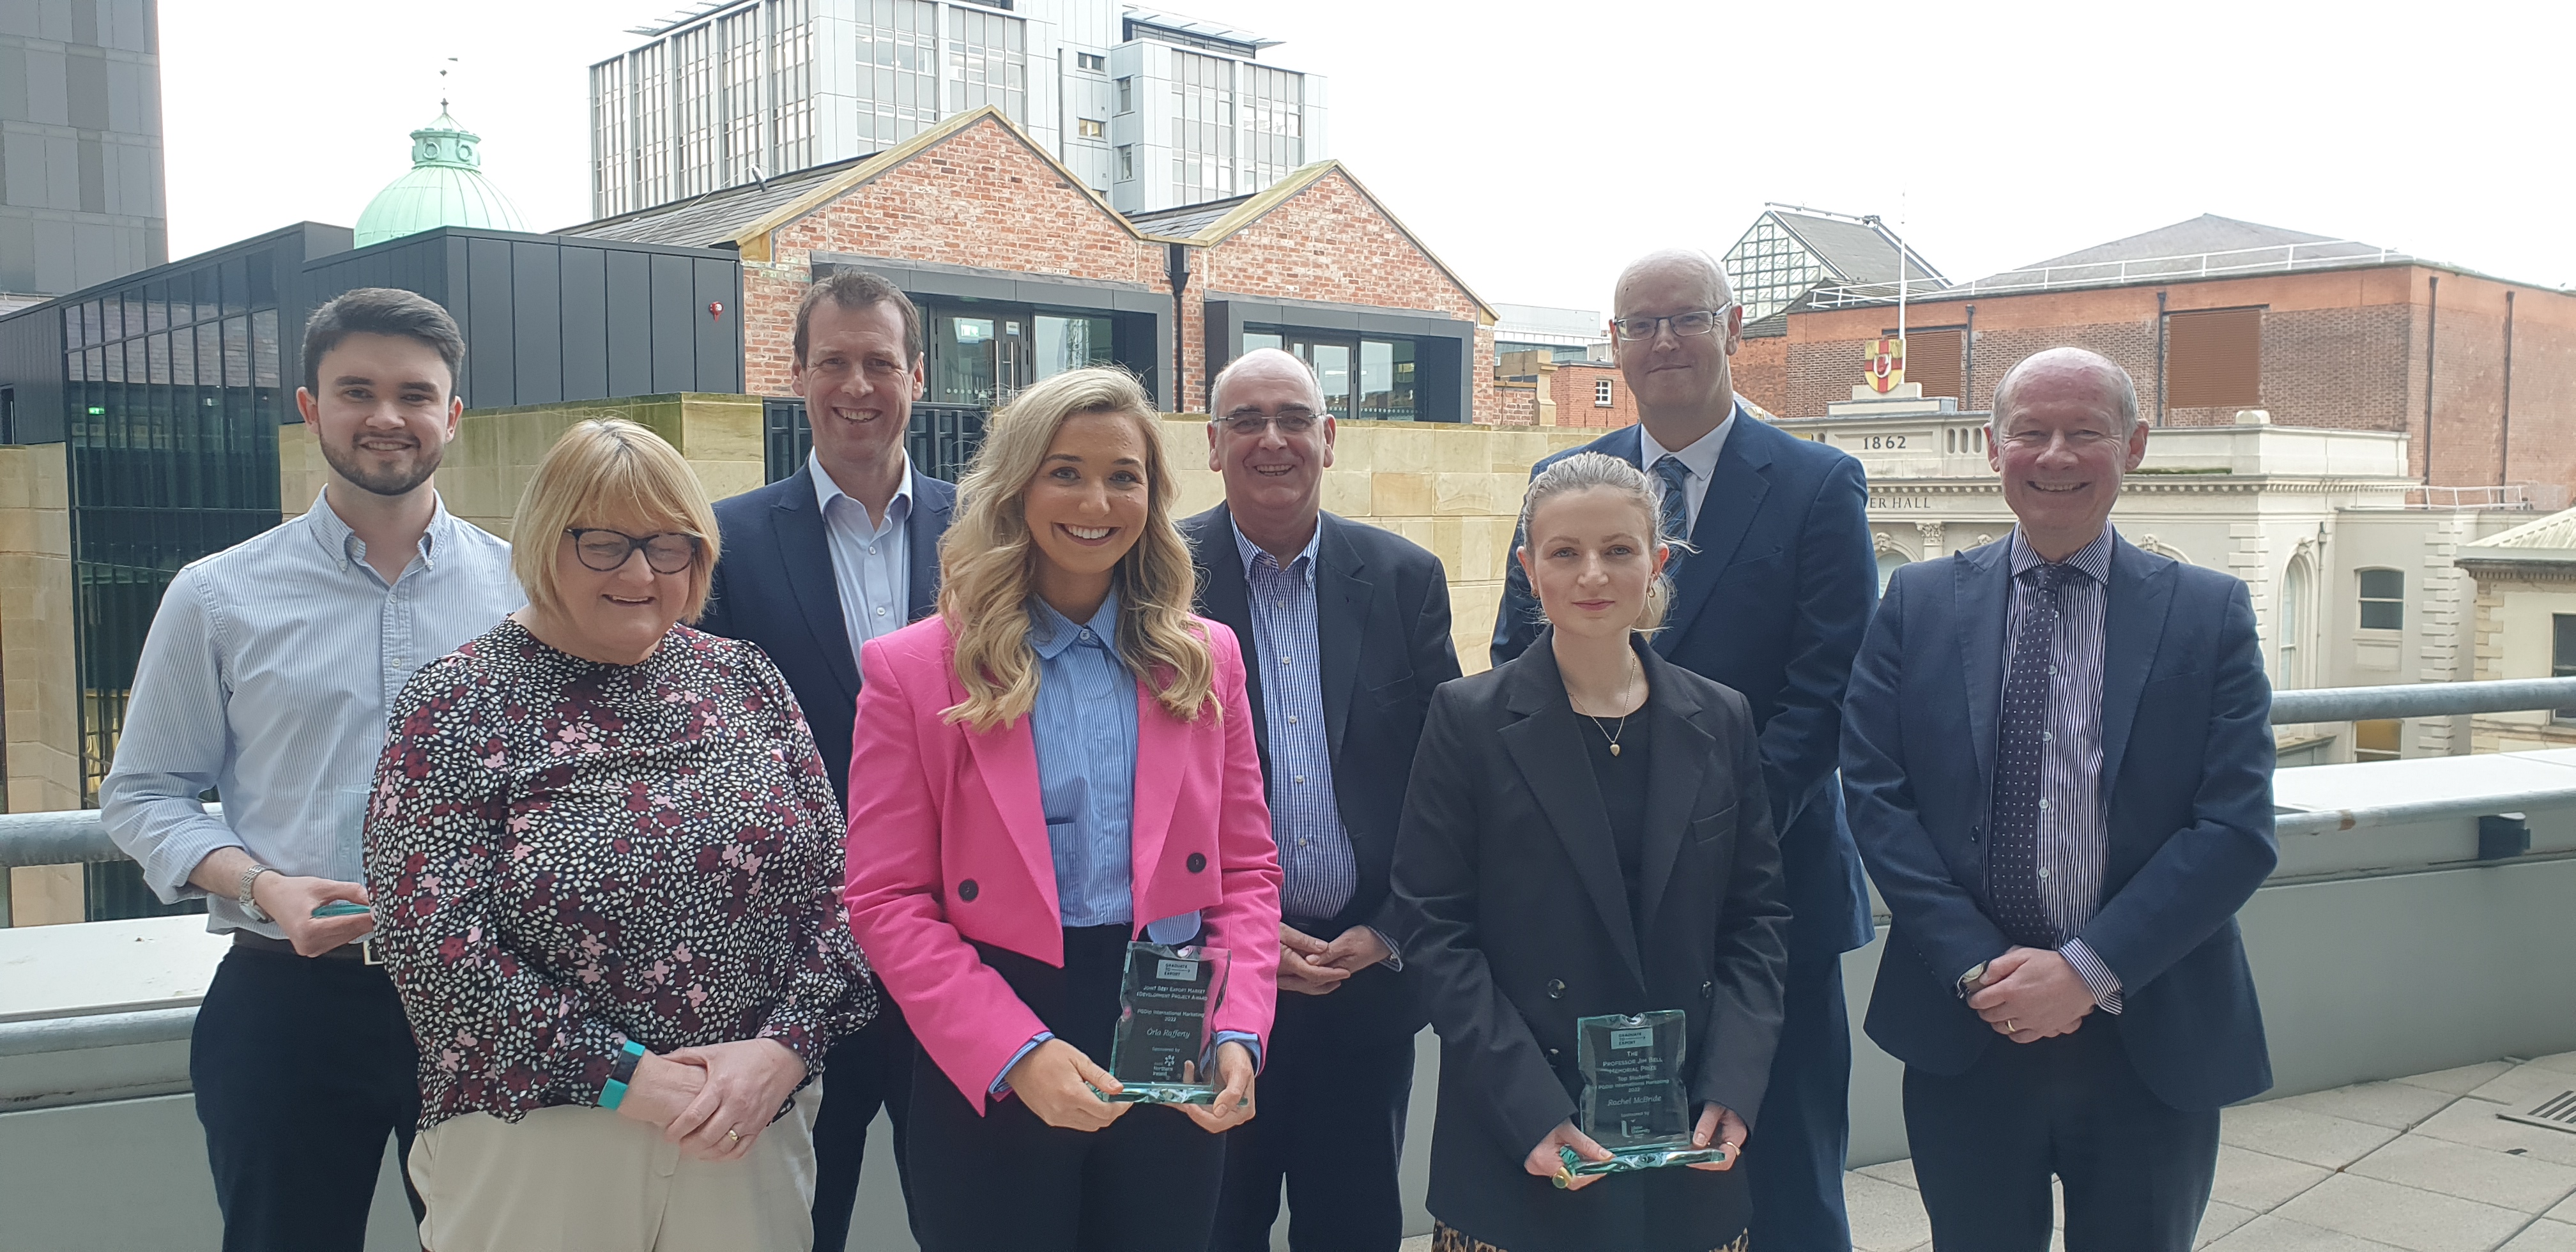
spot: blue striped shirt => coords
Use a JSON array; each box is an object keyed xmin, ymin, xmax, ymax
[
  {"xmin": 1231, "ymin": 521, "xmax": 1358, "ymax": 924},
  {"xmin": 99, "ymin": 493, "xmax": 520, "ymax": 938},
  {"xmin": 2002, "ymin": 526, "xmax": 2124, "ymax": 1013}
]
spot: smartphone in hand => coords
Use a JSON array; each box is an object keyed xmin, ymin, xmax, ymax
[{"xmin": 310, "ymin": 901, "xmax": 371, "ymax": 919}]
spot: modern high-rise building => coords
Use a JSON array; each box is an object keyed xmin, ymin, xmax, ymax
[
  {"xmin": 0, "ymin": 0, "xmax": 167, "ymax": 311},
  {"xmin": 586, "ymin": 1, "xmax": 1327, "ymax": 220}
]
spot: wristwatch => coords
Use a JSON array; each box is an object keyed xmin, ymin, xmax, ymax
[
  {"xmin": 1955, "ymin": 961, "xmax": 1990, "ymax": 1000},
  {"xmin": 236, "ymin": 864, "xmax": 278, "ymax": 923}
]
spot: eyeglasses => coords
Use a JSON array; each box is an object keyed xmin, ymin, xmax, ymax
[
  {"xmin": 565, "ymin": 528, "xmax": 703, "ymax": 575},
  {"xmin": 1215, "ymin": 410, "xmax": 1321, "ymax": 438},
  {"xmin": 1610, "ymin": 307, "xmax": 1733, "ymax": 341}
]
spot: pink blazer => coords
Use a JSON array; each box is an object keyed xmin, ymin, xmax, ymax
[{"xmin": 842, "ymin": 612, "xmax": 1283, "ymax": 1108}]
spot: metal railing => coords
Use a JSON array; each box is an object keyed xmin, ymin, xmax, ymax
[{"xmin": 1805, "ymin": 241, "xmax": 2411, "ymax": 309}]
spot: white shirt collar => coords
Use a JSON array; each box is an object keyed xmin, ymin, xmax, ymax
[
  {"xmin": 1636, "ymin": 404, "xmax": 1738, "ymax": 484},
  {"xmin": 811, "ymin": 449, "xmax": 915, "ymax": 526}
]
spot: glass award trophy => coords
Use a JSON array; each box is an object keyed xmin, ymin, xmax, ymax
[
  {"xmin": 1103, "ymin": 942, "xmax": 1231, "ymax": 1105},
  {"xmin": 1555, "ymin": 1010, "xmax": 1728, "ymax": 1186}
]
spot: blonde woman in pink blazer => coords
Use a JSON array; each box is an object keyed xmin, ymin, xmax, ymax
[{"xmin": 843, "ymin": 365, "xmax": 1282, "ymax": 1251}]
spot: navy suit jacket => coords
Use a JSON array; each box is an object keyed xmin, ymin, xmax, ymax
[
  {"xmin": 1183, "ymin": 505, "xmax": 1463, "ymax": 1040},
  {"xmin": 1841, "ymin": 532, "xmax": 2277, "ymax": 1111},
  {"xmin": 697, "ymin": 463, "xmax": 957, "ymax": 805},
  {"xmin": 1492, "ymin": 413, "xmax": 1877, "ymax": 958}
]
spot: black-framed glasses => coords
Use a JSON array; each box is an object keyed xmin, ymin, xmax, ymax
[
  {"xmin": 565, "ymin": 528, "xmax": 702, "ymax": 574},
  {"xmin": 1610, "ymin": 306, "xmax": 1733, "ymax": 341},
  {"xmin": 1215, "ymin": 409, "xmax": 1321, "ymax": 438}
]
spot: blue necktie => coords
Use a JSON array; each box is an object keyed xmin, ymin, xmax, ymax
[
  {"xmin": 1987, "ymin": 562, "xmax": 2063, "ymax": 949},
  {"xmin": 1652, "ymin": 455, "xmax": 1691, "ymax": 574}
]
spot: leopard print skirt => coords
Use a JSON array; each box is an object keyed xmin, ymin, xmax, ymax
[{"xmin": 1430, "ymin": 1223, "xmax": 1748, "ymax": 1252}]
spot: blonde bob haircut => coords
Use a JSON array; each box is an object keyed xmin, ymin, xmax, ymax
[
  {"xmin": 1515, "ymin": 451, "xmax": 1679, "ymax": 635},
  {"xmin": 509, "ymin": 418, "xmax": 721, "ymax": 625},
  {"xmin": 937, "ymin": 365, "xmax": 1214, "ymax": 733}
]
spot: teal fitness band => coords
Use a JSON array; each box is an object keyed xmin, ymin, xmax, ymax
[{"xmin": 600, "ymin": 1040, "xmax": 648, "ymax": 1110}]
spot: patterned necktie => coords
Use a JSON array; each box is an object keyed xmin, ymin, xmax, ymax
[
  {"xmin": 1652, "ymin": 454, "xmax": 1692, "ymax": 574},
  {"xmin": 1986, "ymin": 562, "xmax": 2063, "ymax": 949}
]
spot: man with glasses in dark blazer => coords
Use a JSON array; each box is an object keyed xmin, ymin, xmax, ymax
[
  {"xmin": 1188, "ymin": 347, "xmax": 1463, "ymax": 1252},
  {"xmin": 1491, "ymin": 250, "xmax": 1878, "ymax": 1250},
  {"xmin": 696, "ymin": 270, "xmax": 955, "ymax": 1251}
]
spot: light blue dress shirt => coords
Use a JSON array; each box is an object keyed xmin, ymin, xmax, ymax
[
  {"xmin": 1230, "ymin": 521, "xmax": 1358, "ymax": 922},
  {"xmin": 98, "ymin": 493, "xmax": 521, "ymax": 938},
  {"xmin": 1028, "ymin": 593, "xmax": 1140, "ymax": 929},
  {"xmin": 993, "ymin": 593, "xmax": 1254, "ymax": 1094},
  {"xmin": 811, "ymin": 449, "xmax": 914, "ymax": 666}
]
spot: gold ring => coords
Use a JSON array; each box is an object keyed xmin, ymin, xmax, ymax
[
  {"xmin": 726, "ymin": 1127, "xmax": 741, "ymax": 1145},
  {"xmin": 2005, "ymin": 1019, "xmax": 2018, "ymax": 1033},
  {"xmin": 1553, "ymin": 1164, "xmax": 1573, "ymax": 1186}
]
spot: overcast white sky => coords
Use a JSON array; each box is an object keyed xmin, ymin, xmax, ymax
[{"xmin": 164, "ymin": 0, "xmax": 2576, "ymax": 314}]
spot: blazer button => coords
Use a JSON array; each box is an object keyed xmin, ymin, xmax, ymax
[
  {"xmin": 1186, "ymin": 853, "xmax": 1207, "ymax": 873},
  {"xmin": 957, "ymin": 879, "xmax": 978, "ymax": 902},
  {"xmin": 1970, "ymin": 827, "xmax": 1982, "ymax": 843},
  {"xmin": 1700, "ymin": 980, "xmax": 1715, "ymax": 1000},
  {"xmin": 1546, "ymin": 979, "xmax": 1565, "ymax": 999}
]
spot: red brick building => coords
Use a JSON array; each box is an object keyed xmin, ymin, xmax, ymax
[
  {"xmin": 562, "ymin": 107, "xmax": 1498, "ymax": 425},
  {"xmin": 1735, "ymin": 215, "xmax": 2576, "ymax": 492}
]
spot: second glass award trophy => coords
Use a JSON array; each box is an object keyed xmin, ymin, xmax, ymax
[
  {"xmin": 1103, "ymin": 942, "xmax": 1231, "ymax": 1104},
  {"xmin": 1555, "ymin": 1009, "xmax": 1728, "ymax": 1186}
]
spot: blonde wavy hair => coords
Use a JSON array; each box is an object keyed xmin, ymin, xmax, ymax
[
  {"xmin": 937, "ymin": 367, "xmax": 1213, "ymax": 732},
  {"xmin": 1516, "ymin": 451, "xmax": 1678, "ymax": 635}
]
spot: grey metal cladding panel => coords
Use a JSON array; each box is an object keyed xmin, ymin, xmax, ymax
[
  {"xmin": 559, "ymin": 247, "xmax": 609, "ymax": 402},
  {"xmin": 0, "ymin": 303, "xmax": 66, "ymax": 443},
  {"xmin": 464, "ymin": 237, "xmax": 515, "ymax": 409},
  {"xmin": 691, "ymin": 257, "xmax": 739, "ymax": 393},
  {"xmin": 511, "ymin": 241, "xmax": 564, "ymax": 405},
  {"xmin": 648, "ymin": 252, "xmax": 692, "ymax": 394},
  {"xmin": 603, "ymin": 249, "xmax": 652, "ymax": 398}
]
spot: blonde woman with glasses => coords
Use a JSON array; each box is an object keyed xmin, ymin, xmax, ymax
[
  {"xmin": 364, "ymin": 419, "xmax": 878, "ymax": 1251},
  {"xmin": 843, "ymin": 366, "xmax": 1282, "ymax": 1251}
]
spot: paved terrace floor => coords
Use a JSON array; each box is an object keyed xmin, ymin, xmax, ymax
[{"xmin": 1397, "ymin": 1052, "xmax": 2576, "ymax": 1252}]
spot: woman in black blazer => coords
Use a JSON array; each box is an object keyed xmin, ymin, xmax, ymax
[{"xmin": 1392, "ymin": 452, "xmax": 1792, "ymax": 1252}]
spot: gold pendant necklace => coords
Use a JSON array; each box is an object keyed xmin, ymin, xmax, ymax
[{"xmin": 1584, "ymin": 652, "xmax": 1641, "ymax": 756}]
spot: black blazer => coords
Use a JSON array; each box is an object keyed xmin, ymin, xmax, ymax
[
  {"xmin": 1491, "ymin": 415, "xmax": 1878, "ymax": 959},
  {"xmin": 1842, "ymin": 533, "xmax": 2277, "ymax": 1110},
  {"xmin": 1392, "ymin": 633, "xmax": 1791, "ymax": 1252},
  {"xmin": 698, "ymin": 463, "xmax": 957, "ymax": 805},
  {"xmin": 1182, "ymin": 505, "xmax": 1462, "ymax": 1040}
]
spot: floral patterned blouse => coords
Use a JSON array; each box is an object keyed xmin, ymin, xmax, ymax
[{"xmin": 364, "ymin": 619, "xmax": 876, "ymax": 1130}]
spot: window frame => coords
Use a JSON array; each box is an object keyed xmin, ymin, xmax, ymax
[
  {"xmin": 1592, "ymin": 377, "xmax": 1614, "ymax": 408},
  {"xmin": 2356, "ymin": 568, "xmax": 2404, "ymax": 632}
]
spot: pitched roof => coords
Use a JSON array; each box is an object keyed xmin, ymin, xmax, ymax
[
  {"xmin": 556, "ymin": 155, "xmax": 876, "ymax": 247},
  {"xmin": 2458, "ymin": 507, "xmax": 2576, "ymax": 563},
  {"xmin": 1768, "ymin": 210, "xmax": 1944, "ymax": 287},
  {"xmin": 1126, "ymin": 162, "xmax": 1498, "ymax": 323},
  {"xmin": 556, "ymin": 108, "xmax": 1144, "ymax": 260},
  {"xmin": 1978, "ymin": 214, "xmax": 2403, "ymax": 287},
  {"xmin": 1122, "ymin": 193, "xmax": 1254, "ymax": 240}
]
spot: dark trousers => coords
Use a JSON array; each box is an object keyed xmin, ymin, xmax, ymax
[
  {"xmin": 808, "ymin": 1003, "xmax": 917, "ymax": 1252},
  {"xmin": 1209, "ymin": 981, "xmax": 1416, "ymax": 1252},
  {"xmin": 904, "ymin": 924, "xmax": 1227, "ymax": 1252},
  {"xmin": 1903, "ymin": 1018, "xmax": 2220, "ymax": 1252},
  {"xmin": 1744, "ymin": 954, "xmax": 1853, "ymax": 1251},
  {"xmin": 190, "ymin": 945, "xmax": 423, "ymax": 1252}
]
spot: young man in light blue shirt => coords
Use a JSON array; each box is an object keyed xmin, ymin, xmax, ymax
[{"xmin": 102, "ymin": 288, "xmax": 519, "ymax": 1251}]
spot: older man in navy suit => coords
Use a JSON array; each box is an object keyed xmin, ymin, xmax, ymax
[
  {"xmin": 1492, "ymin": 249, "xmax": 1877, "ymax": 1249},
  {"xmin": 1842, "ymin": 347, "xmax": 2275, "ymax": 1250},
  {"xmin": 696, "ymin": 270, "xmax": 956, "ymax": 1252}
]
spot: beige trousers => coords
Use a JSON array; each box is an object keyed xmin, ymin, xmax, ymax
[{"xmin": 408, "ymin": 1083, "xmax": 823, "ymax": 1252}]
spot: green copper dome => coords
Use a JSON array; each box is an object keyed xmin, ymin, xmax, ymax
[{"xmin": 353, "ymin": 109, "xmax": 527, "ymax": 247}]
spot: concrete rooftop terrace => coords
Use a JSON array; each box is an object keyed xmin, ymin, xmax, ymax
[{"xmin": 1395, "ymin": 1052, "xmax": 2576, "ymax": 1252}]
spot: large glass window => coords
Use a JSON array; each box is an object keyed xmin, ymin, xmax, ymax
[
  {"xmin": 1359, "ymin": 338, "xmax": 1414, "ymax": 422},
  {"xmin": 590, "ymin": 57, "xmax": 632, "ymax": 217},
  {"xmin": 1241, "ymin": 65, "xmax": 1303, "ymax": 190},
  {"xmin": 1033, "ymin": 314, "xmax": 1112, "ymax": 381},
  {"xmin": 2358, "ymin": 569, "xmax": 2404, "ymax": 630},
  {"xmin": 770, "ymin": 0, "xmax": 815, "ymax": 171},
  {"xmin": 1722, "ymin": 215, "xmax": 1830, "ymax": 324},
  {"xmin": 671, "ymin": 23, "xmax": 719, "ymax": 197},
  {"xmin": 858, "ymin": 0, "xmax": 940, "ymax": 151},
  {"xmin": 947, "ymin": 5, "xmax": 1027, "ymax": 120},
  {"xmin": 1170, "ymin": 51, "xmax": 1235, "ymax": 203},
  {"xmin": 718, "ymin": 8, "xmax": 765, "ymax": 185},
  {"xmin": 2279, "ymin": 558, "xmax": 2310, "ymax": 690}
]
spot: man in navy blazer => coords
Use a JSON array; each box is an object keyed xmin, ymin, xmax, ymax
[
  {"xmin": 1491, "ymin": 250, "xmax": 1876, "ymax": 1249},
  {"xmin": 1842, "ymin": 347, "xmax": 2274, "ymax": 1250},
  {"xmin": 695, "ymin": 271, "xmax": 956, "ymax": 1252}
]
